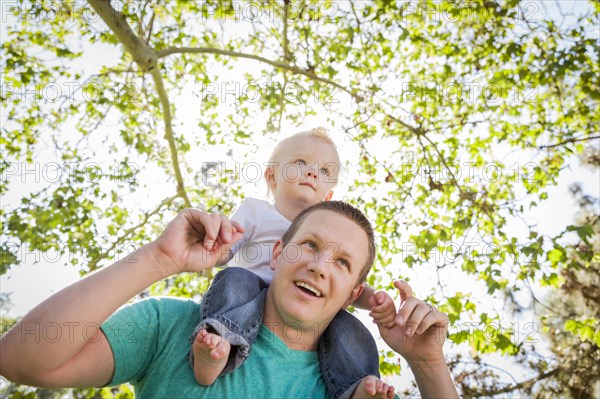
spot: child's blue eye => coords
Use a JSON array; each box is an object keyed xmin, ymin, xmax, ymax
[
  {"xmin": 296, "ymin": 160, "xmax": 307, "ymax": 166},
  {"xmin": 338, "ymin": 259, "xmax": 349, "ymax": 268},
  {"xmin": 320, "ymin": 167, "xmax": 329, "ymax": 175}
]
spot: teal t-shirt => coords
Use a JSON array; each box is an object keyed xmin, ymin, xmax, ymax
[{"xmin": 102, "ymin": 297, "xmax": 329, "ymax": 398}]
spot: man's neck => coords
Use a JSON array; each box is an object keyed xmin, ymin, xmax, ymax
[
  {"xmin": 263, "ymin": 319, "xmax": 320, "ymax": 351},
  {"xmin": 262, "ymin": 294, "xmax": 322, "ymax": 351}
]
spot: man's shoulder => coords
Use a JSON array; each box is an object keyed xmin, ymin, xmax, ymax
[
  {"xmin": 118, "ymin": 296, "xmax": 199, "ymax": 320},
  {"xmin": 134, "ymin": 295, "xmax": 197, "ymax": 307}
]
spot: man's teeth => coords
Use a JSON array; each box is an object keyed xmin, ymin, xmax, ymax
[{"xmin": 295, "ymin": 281, "xmax": 322, "ymax": 297}]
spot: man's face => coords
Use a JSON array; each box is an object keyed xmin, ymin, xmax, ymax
[{"xmin": 265, "ymin": 210, "xmax": 368, "ymax": 333}]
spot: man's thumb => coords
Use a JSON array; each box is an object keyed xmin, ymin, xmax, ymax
[{"xmin": 394, "ymin": 280, "xmax": 413, "ymax": 303}]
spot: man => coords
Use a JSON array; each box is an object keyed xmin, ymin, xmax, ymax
[{"xmin": 0, "ymin": 201, "xmax": 458, "ymax": 398}]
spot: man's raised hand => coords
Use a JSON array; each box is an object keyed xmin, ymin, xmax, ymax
[
  {"xmin": 378, "ymin": 281, "xmax": 449, "ymax": 365},
  {"xmin": 150, "ymin": 209, "xmax": 244, "ymax": 276}
]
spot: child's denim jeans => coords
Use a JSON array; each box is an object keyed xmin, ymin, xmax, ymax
[{"xmin": 190, "ymin": 267, "xmax": 380, "ymax": 399}]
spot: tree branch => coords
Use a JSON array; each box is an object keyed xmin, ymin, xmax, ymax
[
  {"xmin": 150, "ymin": 68, "xmax": 192, "ymax": 207},
  {"xmin": 282, "ymin": 0, "xmax": 292, "ymax": 62},
  {"xmin": 156, "ymin": 46, "xmax": 363, "ymax": 102},
  {"xmin": 88, "ymin": 0, "xmax": 157, "ymax": 72},
  {"xmin": 468, "ymin": 368, "xmax": 560, "ymax": 397},
  {"xmin": 538, "ymin": 134, "xmax": 600, "ymax": 149},
  {"xmin": 88, "ymin": 0, "xmax": 191, "ymax": 205}
]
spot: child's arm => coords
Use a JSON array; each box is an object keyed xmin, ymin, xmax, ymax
[
  {"xmin": 354, "ymin": 284, "xmax": 397, "ymax": 328},
  {"xmin": 353, "ymin": 284, "xmax": 375, "ymax": 310}
]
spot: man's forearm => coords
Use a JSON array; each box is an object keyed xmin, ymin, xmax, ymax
[
  {"xmin": 409, "ymin": 359, "xmax": 459, "ymax": 399},
  {"xmin": 0, "ymin": 243, "xmax": 168, "ymax": 379}
]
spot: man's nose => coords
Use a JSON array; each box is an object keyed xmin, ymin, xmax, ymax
[{"xmin": 307, "ymin": 253, "xmax": 328, "ymax": 278}]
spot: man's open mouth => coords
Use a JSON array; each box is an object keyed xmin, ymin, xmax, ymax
[{"xmin": 294, "ymin": 281, "xmax": 322, "ymax": 297}]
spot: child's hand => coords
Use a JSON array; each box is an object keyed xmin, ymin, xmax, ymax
[{"xmin": 368, "ymin": 290, "xmax": 397, "ymax": 329}]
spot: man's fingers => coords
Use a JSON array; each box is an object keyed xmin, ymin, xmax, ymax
[
  {"xmin": 402, "ymin": 301, "xmax": 433, "ymax": 336},
  {"xmin": 398, "ymin": 300, "xmax": 448, "ymax": 337},
  {"xmin": 184, "ymin": 209, "xmax": 217, "ymax": 250},
  {"xmin": 394, "ymin": 280, "xmax": 413, "ymax": 303},
  {"xmin": 217, "ymin": 214, "xmax": 233, "ymax": 243},
  {"xmin": 416, "ymin": 310, "xmax": 449, "ymax": 337},
  {"xmin": 395, "ymin": 296, "xmax": 418, "ymax": 326}
]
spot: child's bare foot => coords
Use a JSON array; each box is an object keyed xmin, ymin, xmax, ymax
[
  {"xmin": 351, "ymin": 375, "xmax": 396, "ymax": 399},
  {"xmin": 192, "ymin": 328, "xmax": 231, "ymax": 386}
]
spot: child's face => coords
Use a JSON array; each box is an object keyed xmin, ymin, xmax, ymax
[{"xmin": 267, "ymin": 135, "xmax": 339, "ymax": 209}]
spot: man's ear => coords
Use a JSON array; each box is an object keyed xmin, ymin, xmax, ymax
[
  {"xmin": 343, "ymin": 283, "xmax": 365, "ymax": 308},
  {"xmin": 270, "ymin": 240, "xmax": 283, "ymax": 270},
  {"xmin": 324, "ymin": 190, "xmax": 334, "ymax": 201}
]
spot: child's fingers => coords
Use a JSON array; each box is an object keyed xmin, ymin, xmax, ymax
[
  {"xmin": 368, "ymin": 293, "xmax": 379, "ymax": 309},
  {"xmin": 370, "ymin": 301, "xmax": 392, "ymax": 313},
  {"xmin": 371, "ymin": 291, "xmax": 394, "ymax": 310},
  {"xmin": 230, "ymin": 221, "xmax": 245, "ymax": 245},
  {"xmin": 371, "ymin": 312, "xmax": 396, "ymax": 328},
  {"xmin": 373, "ymin": 290, "xmax": 386, "ymax": 305},
  {"xmin": 231, "ymin": 221, "xmax": 245, "ymax": 235}
]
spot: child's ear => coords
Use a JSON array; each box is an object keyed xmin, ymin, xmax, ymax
[
  {"xmin": 270, "ymin": 240, "xmax": 283, "ymax": 270},
  {"xmin": 264, "ymin": 166, "xmax": 276, "ymax": 188},
  {"xmin": 324, "ymin": 190, "xmax": 334, "ymax": 201}
]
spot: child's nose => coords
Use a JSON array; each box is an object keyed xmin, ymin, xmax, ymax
[{"xmin": 305, "ymin": 168, "xmax": 317, "ymax": 179}]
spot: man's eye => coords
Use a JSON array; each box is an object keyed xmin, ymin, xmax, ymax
[
  {"xmin": 296, "ymin": 159, "xmax": 307, "ymax": 166},
  {"xmin": 304, "ymin": 241, "xmax": 317, "ymax": 250}
]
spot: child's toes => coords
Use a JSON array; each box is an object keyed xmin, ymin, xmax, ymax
[
  {"xmin": 207, "ymin": 333, "xmax": 222, "ymax": 349},
  {"xmin": 365, "ymin": 376, "xmax": 377, "ymax": 395},
  {"xmin": 375, "ymin": 379, "xmax": 384, "ymax": 394},
  {"xmin": 210, "ymin": 340, "xmax": 231, "ymax": 360},
  {"xmin": 195, "ymin": 329, "xmax": 207, "ymax": 344}
]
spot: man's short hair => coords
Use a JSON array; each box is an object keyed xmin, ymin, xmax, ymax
[{"xmin": 281, "ymin": 201, "xmax": 375, "ymax": 286}]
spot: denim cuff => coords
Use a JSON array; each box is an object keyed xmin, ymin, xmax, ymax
[
  {"xmin": 188, "ymin": 317, "xmax": 251, "ymax": 375},
  {"xmin": 335, "ymin": 377, "xmax": 365, "ymax": 399}
]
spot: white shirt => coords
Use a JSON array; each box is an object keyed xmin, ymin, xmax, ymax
[{"xmin": 227, "ymin": 198, "xmax": 291, "ymax": 283}]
